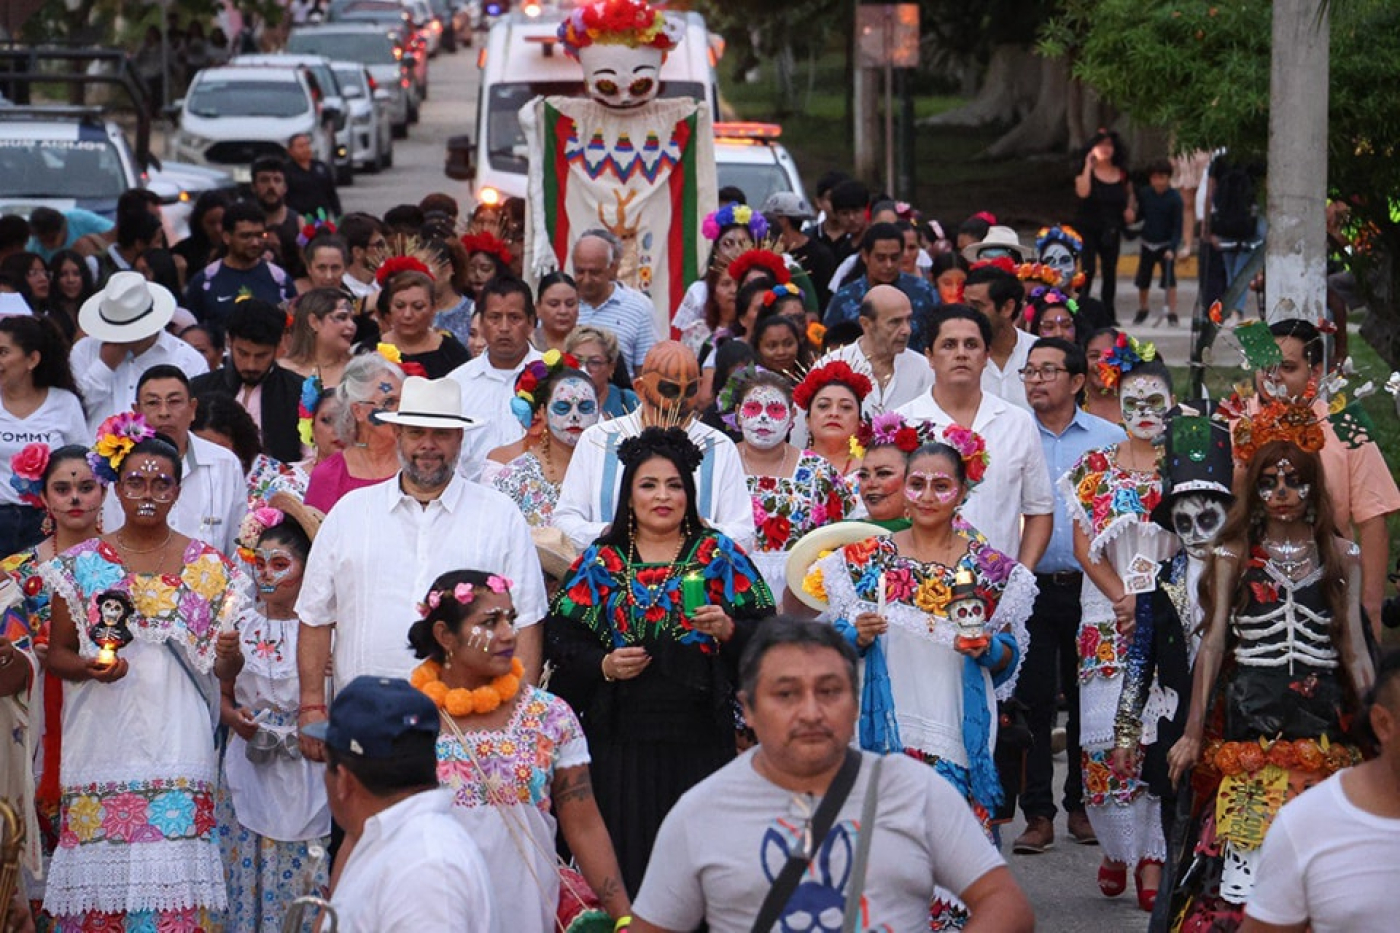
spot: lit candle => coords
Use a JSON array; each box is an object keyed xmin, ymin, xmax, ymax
[
  {"xmin": 876, "ymin": 571, "xmax": 887, "ymax": 618},
  {"xmin": 681, "ymin": 572, "xmax": 707, "ymax": 613},
  {"xmin": 95, "ymin": 641, "xmax": 117, "ymax": 668}
]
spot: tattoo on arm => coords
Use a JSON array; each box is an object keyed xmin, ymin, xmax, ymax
[{"xmin": 554, "ymin": 767, "xmax": 594, "ymax": 807}]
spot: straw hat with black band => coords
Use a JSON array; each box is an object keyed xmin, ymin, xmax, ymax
[
  {"xmin": 78, "ymin": 271, "xmax": 177, "ymax": 343},
  {"xmin": 371, "ymin": 376, "xmax": 482, "ymax": 431}
]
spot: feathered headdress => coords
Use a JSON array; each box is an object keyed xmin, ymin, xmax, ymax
[{"xmin": 369, "ymin": 234, "xmax": 449, "ymax": 287}]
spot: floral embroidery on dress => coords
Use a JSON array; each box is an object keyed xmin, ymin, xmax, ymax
[
  {"xmin": 838, "ymin": 536, "xmax": 1013, "ymax": 622},
  {"xmin": 247, "ymin": 454, "xmax": 308, "ymax": 511},
  {"xmin": 436, "ymin": 688, "xmax": 587, "ymax": 813},
  {"xmin": 491, "ymin": 452, "xmax": 560, "ymax": 528},
  {"xmin": 59, "ymin": 779, "xmax": 216, "ymax": 847},
  {"xmin": 1, "ymin": 549, "xmax": 48, "ymax": 650},
  {"xmin": 1065, "ymin": 446, "xmax": 1163, "ymax": 546},
  {"xmin": 747, "ymin": 451, "xmax": 855, "ymax": 552},
  {"xmin": 1081, "ymin": 747, "xmax": 1147, "ymax": 807},
  {"xmin": 1077, "ymin": 619, "xmax": 1128, "ymax": 683}
]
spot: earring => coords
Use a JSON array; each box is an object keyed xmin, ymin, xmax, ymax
[
  {"xmin": 444, "ymin": 649, "xmax": 454, "ymax": 671},
  {"xmin": 40, "ymin": 511, "xmax": 54, "ymax": 537},
  {"xmin": 1305, "ymin": 504, "xmax": 1317, "ymax": 524}
]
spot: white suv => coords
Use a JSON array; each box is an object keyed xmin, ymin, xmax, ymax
[
  {"xmin": 169, "ymin": 66, "xmax": 336, "ymax": 184},
  {"xmin": 713, "ymin": 123, "xmax": 807, "ymax": 209}
]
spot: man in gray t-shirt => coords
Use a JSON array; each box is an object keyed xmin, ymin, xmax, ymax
[{"xmin": 630, "ymin": 619, "xmax": 1034, "ymax": 933}]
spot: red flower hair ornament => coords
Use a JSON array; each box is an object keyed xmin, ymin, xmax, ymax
[
  {"xmin": 727, "ymin": 249, "xmax": 790, "ymax": 286},
  {"xmin": 460, "ymin": 232, "xmax": 514, "ymax": 268},
  {"xmin": 793, "ymin": 360, "xmax": 873, "ymax": 412},
  {"xmin": 374, "ymin": 256, "xmax": 434, "ymax": 287}
]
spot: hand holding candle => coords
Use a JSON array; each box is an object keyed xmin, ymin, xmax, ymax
[
  {"xmin": 682, "ymin": 571, "xmax": 707, "ymax": 614},
  {"xmin": 876, "ymin": 571, "xmax": 887, "ymax": 619}
]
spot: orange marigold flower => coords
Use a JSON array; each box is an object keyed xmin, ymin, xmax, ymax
[
  {"xmin": 1237, "ymin": 743, "xmax": 1266, "ymax": 774},
  {"xmin": 472, "ymin": 686, "xmax": 503, "ymax": 713},
  {"xmin": 1295, "ymin": 739, "xmax": 1325, "ymax": 771}
]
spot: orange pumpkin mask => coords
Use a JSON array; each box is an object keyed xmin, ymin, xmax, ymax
[{"xmin": 633, "ymin": 340, "xmax": 700, "ymax": 416}]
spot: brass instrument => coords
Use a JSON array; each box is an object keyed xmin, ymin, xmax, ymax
[
  {"xmin": 0, "ymin": 797, "xmax": 23, "ymax": 931},
  {"xmin": 282, "ymin": 844, "xmax": 338, "ymax": 933}
]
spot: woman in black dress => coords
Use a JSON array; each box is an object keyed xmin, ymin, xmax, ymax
[
  {"xmin": 1074, "ymin": 129, "xmax": 1136, "ymax": 322},
  {"xmin": 545, "ymin": 427, "xmax": 775, "ymax": 893}
]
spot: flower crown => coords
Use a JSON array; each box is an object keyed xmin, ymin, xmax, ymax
[
  {"xmin": 848, "ymin": 412, "xmax": 935, "ymax": 459},
  {"xmin": 296, "ymin": 210, "xmax": 337, "ymax": 248},
  {"xmin": 617, "ymin": 426, "xmax": 704, "ymax": 473},
  {"xmin": 727, "ymin": 249, "xmax": 790, "ymax": 286},
  {"xmin": 236, "ymin": 506, "xmax": 285, "ymax": 563},
  {"xmin": 460, "ymin": 232, "xmax": 513, "ymax": 268},
  {"xmin": 416, "ymin": 575, "xmax": 513, "ymax": 619},
  {"xmin": 88, "ymin": 412, "xmax": 155, "ymax": 484},
  {"xmin": 703, "ymin": 202, "xmax": 768, "ymax": 242},
  {"xmin": 9, "ymin": 442, "xmax": 50, "ymax": 508},
  {"xmin": 510, "ymin": 348, "xmax": 581, "ymax": 428},
  {"xmin": 1023, "ymin": 285, "xmax": 1078, "ymax": 325},
  {"xmin": 940, "ymin": 424, "xmax": 990, "ymax": 489},
  {"xmin": 970, "ymin": 256, "xmax": 1017, "ymax": 275},
  {"xmin": 376, "ymin": 342, "xmax": 428, "ymax": 379},
  {"xmin": 1017, "ymin": 262, "xmax": 1067, "ymax": 289},
  {"xmin": 297, "ymin": 372, "xmax": 328, "ymax": 448},
  {"xmin": 374, "ymin": 255, "xmax": 433, "ymax": 287},
  {"xmin": 559, "ymin": 0, "xmax": 678, "ymax": 57},
  {"xmin": 1035, "ymin": 224, "xmax": 1083, "ymax": 256},
  {"xmin": 1096, "ymin": 333, "xmax": 1156, "ymax": 390},
  {"xmin": 761, "ymin": 283, "xmax": 803, "ymax": 308},
  {"xmin": 793, "ymin": 359, "xmax": 872, "ymax": 412}
]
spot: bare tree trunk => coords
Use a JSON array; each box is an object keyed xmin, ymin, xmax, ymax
[
  {"xmin": 919, "ymin": 44, "xmax": 1039, "ymax": 128},
  {"xmin": 981, "ymin": 55, "xmax": 1069, "ymax": 158},
  {"xmin": 775, "ymin": 35, "xmax": 796, "ymax": 115}
]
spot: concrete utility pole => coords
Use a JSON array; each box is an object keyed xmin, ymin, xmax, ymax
[{"xmin": 1265, "ymin": 0, "xmax": 1329, "ymax": 325}]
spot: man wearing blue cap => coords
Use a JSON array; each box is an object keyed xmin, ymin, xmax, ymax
[{"xmin": 305, "ymin": 676, "xmax": 494, "ymax": 931}]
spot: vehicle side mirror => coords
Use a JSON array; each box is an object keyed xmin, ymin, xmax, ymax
[
  {"xmin": 323, "ymin": 105, "xmax": 345, "ymax": 130},
  {"xmin": 163, "ymin": 100, "xmax": 183, "ymax": 125},
  {"xmin": 445, "ymin": 133, "xmax": 475, "ymax": 181}
]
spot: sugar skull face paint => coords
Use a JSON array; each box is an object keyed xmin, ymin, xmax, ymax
[
  {"xmin": 466, "ymin": 625, "xmax": 495, "ymax": 653},
  {"xmin": 1120, "ymin": 373, "xmax": 1171, "ymax": 442},
  {"xmin": 737, "ymin": 384, "xmax": 793, "ymax": 451},
  {"xmin": 254, "ymin": 547, "xmax": 304, "ymax": 595},
  {"xmin": 1039, "ymin": 242, "xmax": 1077, "ymax": 285},
  {"xmin": 1170, "ymin": 493, "xmax": 1229, "ymax": 559},
  {"xmin": 1257, "ymin": 459, "xmax": 1310, "ymax": 508},
  {"xmin": 545, "ymin": 376, "xmax": 599, "ymax": 448},
  {"xmin": 904, "ymin": 470, "xmax": 962, "ymax": 504}
]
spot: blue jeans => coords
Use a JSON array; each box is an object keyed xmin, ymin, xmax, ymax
[{"xmin": 0, "ymin": 504, "xmax": 45, "ymax": 558}]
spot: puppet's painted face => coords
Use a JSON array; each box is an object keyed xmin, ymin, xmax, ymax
[
  {"xmin": 579, "ymin": 44, "xmax": 664, "ymax": 109},
  {"xmin": 1170, "ymin": 493, "xmax": 1229, "ymax": 560}
]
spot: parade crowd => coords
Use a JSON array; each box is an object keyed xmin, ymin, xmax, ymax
[{"xmin": 2, "ymin": 108, "xmax": 1400, "ymax": 933}]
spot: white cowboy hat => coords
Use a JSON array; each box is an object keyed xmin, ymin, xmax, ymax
[
  {"xmin": 785, "ymin": 520, "xmax": 894, "ymax": 611},
  {"xmin": 78, "ymin": 271, "xmax": 177, "ymax": 342},
  {"xmin": 372, "ymin": 375, "xmax": 481, "ymax": 430},
  {"xmin": 961, "ymin": 225, "xmax": 1033, "ymax": 264},
  {"xmin": 532, "ymin": 526, "xmax": 580, "ymax": 581}
]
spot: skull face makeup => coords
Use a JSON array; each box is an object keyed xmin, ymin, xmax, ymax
[
  {"xmin": 905, "ymin": 470, "xmax": 962, "ymax": 505},
  {"xmin": 1170, "ymin": 493, "xmax": 1229, "ymax": 559},
  {"xmin": 579, "ymin": 44, "xmax": 664, "ymax": 109},
  {"xmin": 737, "ymin": 384, "xmax": 793, "ymax": 451},
  {"xmin": 1039, "ymin": 242, "xmax": 1078, "ymax": 286},
  {"xmin": 545, "ymin": 376, "xmax": 600, "ymax": 448},
  {"xmin": 1120, "ymin": 373, "xmax": 1172, "ymax": 442},
  {"xmin": 254, "ymin": 547, "xmax": 304, "ymax": 595}
]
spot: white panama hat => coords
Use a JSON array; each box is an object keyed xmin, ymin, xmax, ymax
[
  {"xmin": 372, "ymin": 375, "xmax": 481, "ymax": 430},
  {"xmin": 78, "ymin": 271, "xmax": 177, "ymax": 342}
]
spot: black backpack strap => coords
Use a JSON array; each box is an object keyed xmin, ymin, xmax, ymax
[{"xmin": 750, "ymin": 748, "xmax": 863, "ymax": 933}]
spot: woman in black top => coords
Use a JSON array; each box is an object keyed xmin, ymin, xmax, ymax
[{"xmin": 1074, "ymin": 130, "xmax": 1136, "ymax": 322}]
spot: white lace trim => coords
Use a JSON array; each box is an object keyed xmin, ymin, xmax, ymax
[
  {"xmin": 1085, "ymin": 793, "xmax": 1167, "ymax": 865},
  {"xmin": 1080, "ymin": 676, "xmax": 1123, "ymax": 750},
  {"xmin": 819, "ymin": 551, "xmax": 1033, "ymax": 700},
  {"xmin": 43, "ymin": 838, "xmax": 228, "ymax": 916}
]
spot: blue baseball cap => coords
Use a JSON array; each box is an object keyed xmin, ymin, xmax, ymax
[{"xmin": 302, "ymin": 676, "xmax": 440, "ymax": 758}]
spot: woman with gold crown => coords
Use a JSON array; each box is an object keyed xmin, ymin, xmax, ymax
[
  {"xmin": 1161, "ymin": 397, "xmax": 1375, "ymax": 930},
  {"xmin": 806, "ymin": 426, "xmax": 1033, "ymax": 928},
  {"xmin": 1062, "ymin": 336, "xmax": 1179, "ymax": 910}
]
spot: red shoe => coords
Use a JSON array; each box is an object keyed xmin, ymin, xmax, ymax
[
  {"xmin": 1098, "ymin": 859, "xmax": 1127, "ymax": 897},
  {"xmin": 1135, "ymin": 859, "xmax": 1163, "ymax": 912}
]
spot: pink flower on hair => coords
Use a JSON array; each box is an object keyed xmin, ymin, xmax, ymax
[
  {"xmin": 486, "ymin": 575, "xmax": 512, "ymax": 594},
  {"xmin": 453, "ymin": 582, "xmax": 475, "ymax": 604},
  {"xmin": 427, "ymin": 590, "xmax": 442, "ymax": 610}
]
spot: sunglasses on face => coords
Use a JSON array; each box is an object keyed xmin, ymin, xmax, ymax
[{"xmin": 655, "ymin": 379, "xmax": 698, "ymax": 400}]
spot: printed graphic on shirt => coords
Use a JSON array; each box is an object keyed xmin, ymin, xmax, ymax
[{"xmin": 760, "ymin": 817, "xmax": 891, "ymax": 932}]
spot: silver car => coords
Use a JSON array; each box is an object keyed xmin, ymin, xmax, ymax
[
  {"xmin": 331, "ymin": 61, "xmax": 394, "ymax": 172},
  {"xmin": 234, "ymin": 53, "xmax": 356, "ymax": 185},
  {"xmin": 288, "ymin": 24, "xmax": 413, "ymax": 139}
]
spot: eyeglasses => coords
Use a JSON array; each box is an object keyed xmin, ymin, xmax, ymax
[
  {"xmin": 120, "ymin": 472, "xmax": 178, "ymax": 502},
  {"xmin": 578, "ymin": 356, "xmax": 611, "ymax": 372},
  {"xmin": 1018, "ymin": 366, "xmax": 1068, "ymax": 382}
]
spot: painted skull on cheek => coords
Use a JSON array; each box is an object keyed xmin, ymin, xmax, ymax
[
  {"xmin": 1120, "ymin": 374, "xmax": 1171, "ymax": 442},
  {"xmin": 1039, "ymin": 242, "xmax": 1078, "ymax": 286},
  {"xmin": 546, "ymin": 377, "xmax": 600, "ymax": 448},
  {"xmin": 579, "ymin": 44, "xmax": 664, "ymax": 109},
  {"xmin": 1170, "ymin": 494, "xmax": 1229, "ymax": 559},
  {"xmin": 737, "ymin": 385, "xmax": 793, "ymax": 451}
]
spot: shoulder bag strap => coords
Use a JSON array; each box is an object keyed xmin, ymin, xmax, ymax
[
  {"xmin": 839, "ymin": 755, "xmax": 883, "ymax": 933},
  {"xmin": 750, "ymin": 748, "xmax": 863, "ymax": 933}
]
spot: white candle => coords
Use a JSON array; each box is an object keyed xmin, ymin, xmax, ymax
[{"xmin": 876, "ymin": 571, "xmax": 887, "ymax": 618}]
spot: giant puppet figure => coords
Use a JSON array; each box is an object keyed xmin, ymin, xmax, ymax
[{"xmin": 520, "ymin": 0, "xmax": 717, "ymax": 337}]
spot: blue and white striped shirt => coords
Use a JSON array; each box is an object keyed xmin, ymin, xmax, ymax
[{"xmin": 578, "ymin": 282, "xmax": 658, "ymax": 377}]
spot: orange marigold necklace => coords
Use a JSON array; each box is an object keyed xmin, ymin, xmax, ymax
[{"xmin": 411, "ymin": 656, "xmax": 525, "ymax": 718}]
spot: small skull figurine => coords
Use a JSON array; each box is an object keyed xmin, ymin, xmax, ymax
[{"xmin": 948, "ymin": 568, "xmax": 989, "ymax": 650}]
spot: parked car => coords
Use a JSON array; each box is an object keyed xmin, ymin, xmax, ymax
[
  {"xmin": 402, "ymin": 0, "xmax": 443, "ymax": 57},
  {"xmin": 327, "ymin": 0, "xmax": 430, "ymax": 103},
  {"xmin": 713, "ymin": 123, "xmax": 807, "ymax": 209},
  {"xmin": 287, "ymin": 24, "xmax": 415, "ymax": 137},
  {"xmin": 428, "ymin": 0, "xmax": 469, "ymax": 51},
  {"xmin": 331, "ymin": 61, "xmax": 394, "ymax": 172},
  {"xmin": 0, "ymin": 107, "xmax": 141, "ymax": 220},
  {"xmin": 234, "ymin": 53, "xmax": 356, "ymax": 186}
]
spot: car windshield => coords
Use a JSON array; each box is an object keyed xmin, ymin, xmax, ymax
[
  {"xmin": 289, "ymin": 32, "xmax": 397, "ymax": 65},
  {"xmin": 333, "ymin": 67, "xmax": 367, "ymax": 95},
  {"xmin": 716, "ymin": 162, "xmax": 792, "ymax": 211},
  {"xmin": 0, "ymin": 137, "xmax": 127, "ymax": 199},
  {"xmin": 486, "ymin": 79, "xmax": 706, "ymax": 173},
  {"xmin": 188, "ymin": 79, "xmax": 309, "ymax": 118}
]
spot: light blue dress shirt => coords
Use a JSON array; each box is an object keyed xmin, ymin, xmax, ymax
[{"xmin": 1036, "ymin": 408, "xmax": 1126, "ymax": 573}]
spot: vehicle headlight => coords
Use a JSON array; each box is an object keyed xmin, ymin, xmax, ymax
[{"xmin": 178, "ymin": 132, "xmax": 214, "ymax": 153}]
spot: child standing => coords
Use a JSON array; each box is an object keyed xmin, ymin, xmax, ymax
[{"xmin": 1134, "ymin": 161, "xmax": 1184, "ymax": 326}]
